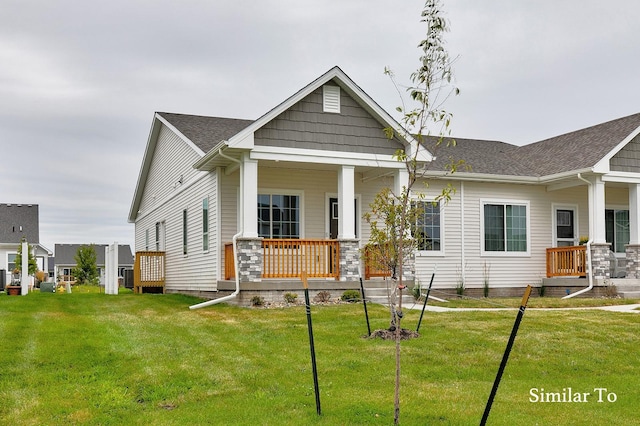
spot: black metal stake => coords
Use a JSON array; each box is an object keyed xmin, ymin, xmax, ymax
[
  {"xmin": 301, "ymin": 272, "xmax": 321, "ymax": 416},
  {"xmin": 480, "ymin": 285, "xmax": 532, "ymax": 426},
  {"xmin": 359, "ymin": 277, "xmax": 371, "ymax": 336},
  {"xmin": 416, "ymin": 269, "xmax": 436, "ymax": 333}
]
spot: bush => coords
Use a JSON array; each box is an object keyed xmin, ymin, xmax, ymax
[
  {"xmin": 283, "ymin": 292, "xmax": 298, "ymax": 304},
  {"xmin": 314, "ymin": 290, "xmax": 332, "ymax": 303},
  {"xmin": 250, "ymin": 296, "xmax": 265, "ymax": 307},
  {"xmin": 341, "ymin": 290, "xmax": 361, "ymax": 303}
]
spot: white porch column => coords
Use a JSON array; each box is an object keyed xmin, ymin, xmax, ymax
[
  {"xmin": 592, "ymin": 176, "xmax": 606, "ymax": 244},
  {"xmin": 338, "ymin": 165, "xmax": 355, "ymax": 239},
  {"xmin": 629, "ymin": 184, "xmax": 640, "ymax": 245},
  {"xmin": 394, "ymin": 168, "xmax": 409, "ymax": 196},
  {"xmin": 242, "ymin": 155, "xmax": 259, "ymax": 238}
]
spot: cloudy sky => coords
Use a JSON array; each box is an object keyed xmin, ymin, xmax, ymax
[{"xmin": 2, "ymin": 0, "xmax": 639, "ymax": 253}]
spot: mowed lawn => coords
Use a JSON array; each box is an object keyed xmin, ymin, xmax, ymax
[{"xmin": 0, "ymin": 290, "xmax": 638, "ymax": 425}]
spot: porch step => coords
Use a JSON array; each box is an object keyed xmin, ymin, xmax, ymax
[
  {"xmin": 363, "ymin": 286, "xmax": 416, "ymax": 306},
  {"xmin": 619, "ymin": 290, "xmax": 640, "ymax": 299}
]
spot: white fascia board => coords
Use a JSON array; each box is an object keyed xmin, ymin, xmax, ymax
[
  {"xmin": 594, "ymin": 124, "xmax": 640, "ymax": 172},
  {"xmin": 602, "ymin": 171, "xmax": 640, "ymax": 184},
  {"xmin": 250, "ymin": 145, "xmax": 406, "ymax": 169},
  {"xmin": 422, "ymin": 171, "xmax": 540, "ymax": 184}
]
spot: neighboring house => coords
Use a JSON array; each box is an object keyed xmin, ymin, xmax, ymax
[
  {"xmin": 54, "ymin": 244, "xmax": 134, "ymax": 284},
  {"xmin": 0, "ymin": 204, "xmax": 52, "ymax": 286},
  {"xmin": 128, "ymin": 66, "xmax": 640, "ymax": 302}
]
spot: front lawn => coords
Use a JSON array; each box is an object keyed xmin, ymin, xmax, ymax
[{"xmin": 0, "ymin": 291, "xmax": 638, "ymax": 425}]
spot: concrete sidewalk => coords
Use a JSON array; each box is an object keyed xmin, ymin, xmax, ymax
[{"xmin": 403, "ymin": 302, "xmax": 640, "ymax": 314}]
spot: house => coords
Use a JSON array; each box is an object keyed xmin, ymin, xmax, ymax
[
  {"xmin": 128, "ymin": 66, "xmax": 640, "ymax": 304},
  {"xmin": 0, "ymin": 204, "xmax": 52, "ymax": 288},
  {"xmin": 54, "ymin": 244, "xmax": 134, "ymax": 285}
]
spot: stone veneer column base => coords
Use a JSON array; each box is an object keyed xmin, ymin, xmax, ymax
[
  {"xmin": 338, "ymin": 239, "xmax": 360, "ymax": 281},
  {"xmin": 589, "ymin": 243, "xmax": 611, "ymax": 279},
  {"xmin": 625, "ymin": 244, "xmax": 640, "ymax": 278},
  {"xmin": 235, "ymin": 237, "xmax": 263, "ymax": 283}
]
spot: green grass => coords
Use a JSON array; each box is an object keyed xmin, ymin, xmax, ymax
[
  {"xmin": 425, "ymin": 296, "xmax": 640, "ymax": 309},
  {"xmin": 1, "ymin": 290, "xmax": 639, "ymax": 425}
]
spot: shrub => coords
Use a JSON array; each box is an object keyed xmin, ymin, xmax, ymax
[
  {"xmin": 283, "ymin": 292, "xmax": 298, "ymax": 304},
  {"xmin": 341, "ymin": 290, "xmax": 361, "ymax": 303},
  {"xmin": 314, "ymin": 290, "xmax": 332, "ymax": 303},
  {"xmin": 250, "ymin": 295, "xmax": 265, "ymax": 307}
]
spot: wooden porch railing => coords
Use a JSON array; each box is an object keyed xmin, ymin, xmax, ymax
[
  {"xmin": 134, "ymin": 251, "xmax": 166, "ymax": 293},
  {"xmin": 224, "ymin": 243, "xmax": 235, "ymax": 280},
  {"xmin": 546, "ymin": 246, "xmax": 587, "ymax": 278},
  {"xmin": 364, "ymin": 244, "xmax": 392, "ymax": 280},
  {"xmin": 262, "ymin": 239, "xmax": 339, "ymax": 279}
]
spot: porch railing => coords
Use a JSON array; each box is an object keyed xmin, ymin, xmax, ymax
[
  {"xmin": 262, "ymin": 239, "xmax": 339, "ymax": 279},
  {"xmin": 363, "ymin": 244, "xmax": 392, "ymax": 280},
  {"xmin": 224, "ymin": 243, "xmax": 235, "ymax": 280},
  {"xmin": 546, "ymin": 246, "xmax": 587, "ymax": 278},
  {"xmin": 134, "ymin": 251, "xmax": 166, "ymax": 293}
]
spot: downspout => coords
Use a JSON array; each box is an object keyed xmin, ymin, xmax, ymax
[
  {"xmin": 190, "ymin": 147, "xmax": 242, "ymax": 309},
  {"xmin": 563, "ymin": 173, "xmax": 593, "ymax": 299}
]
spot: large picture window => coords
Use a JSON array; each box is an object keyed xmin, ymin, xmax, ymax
[
  {"xmin": 605, "ymin": 209, "xmax": 629, "ymax": 253},
  {"xmin": 482, "ymin": 201, "xmax": 528, "ymax": 253},
  {"xmin": 258, "ymin": 193, "xmax": 300, "ymax": 239},
  {"xmin": 412, "ymin": 200, "xmax": 441, "ymax": 251}
]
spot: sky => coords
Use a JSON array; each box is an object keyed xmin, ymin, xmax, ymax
[{"xmin": 2, "ymin": 0, "xmax": 640, "ymax": 253}]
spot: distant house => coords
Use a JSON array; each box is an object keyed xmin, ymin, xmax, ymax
[
  {"xmin": 0, "ymin": 204, "xmax": 52, "ymax": 285},
  {"xmin": 54, "ymin": 244, "xmax": 134, "ymax": 284},
  {"xmin": 128, "ymin": 66, "xmax": 640, "ymax": 303}
]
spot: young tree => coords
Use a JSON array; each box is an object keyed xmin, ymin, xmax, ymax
[
  {"xmin": 364, "ymin": 1, "xmax": 462, "ymax": 423},
  {"xmin": 14, "ymin": 239, "xmax": 38, "ymax": 276},
  {"xmin": 73, "ymin": 244, "xmax": 99, "ymax": 285}
]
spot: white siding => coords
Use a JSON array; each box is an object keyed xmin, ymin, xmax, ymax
[
  {"xmin": 413, "ymin": 180, "xmax": 592, "ymax": 290},
  {"xmin": 133, "ymin": 123, "xmax": 219, "ymax": 291},
  {"xmin": 138, "ymin": 124, "xmax": 204, "ymax": 215}
]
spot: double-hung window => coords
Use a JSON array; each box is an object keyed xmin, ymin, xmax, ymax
[
  {"xmin": 412, "ymin": 200, "xmax": 442, "ymax": 252},
  {"xmin": 258, "ymin": 193, "xmax": 300, "ymax": 239},
  {"xmin": 482, "ymin": 200, "xmax": 529, "ymax": 254}
]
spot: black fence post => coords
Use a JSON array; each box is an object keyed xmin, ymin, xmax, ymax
[
  {"xmin": 359, "ymin": 277, "xmax": 371, "ymax": 336},
  {"xmin": 301, "ymin": 272, "xmax": 321, "ymax": 416},
  {"xmin": 480, "ymin": 285, "xmax": 532, "ymax": 426}
]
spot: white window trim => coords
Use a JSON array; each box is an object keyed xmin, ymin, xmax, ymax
[
  {"xmin": 413, "ymin": 197, "xmax": 445, "ymax": 257},
  {"xmin": 258, "ymin": 188, "xmax": 305, "ymax": 239},
  {"xmin": 480, "ymin": 198, "xmax": 530, "ymax": 257},
  {"xmin": 551, "ymin": 204, "xmax": 579, "ymax": 247}
]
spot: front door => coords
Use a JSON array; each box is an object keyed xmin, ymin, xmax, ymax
[
  {"xmin": 555, "ymin": 208, "xmax": 576, "ymax": 246},
  {"xmin": 329, "ymin": 198, "xmax": 358, "ymax": 239}
]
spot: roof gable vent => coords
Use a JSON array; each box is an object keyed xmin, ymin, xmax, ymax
[{"xmin": 323, "ymin": 85, "xmax": 340, "ymax": 113}]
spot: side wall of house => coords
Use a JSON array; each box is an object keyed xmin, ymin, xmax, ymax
[{"xmin": 133, "ymin": 123, "xmax": 218, "ymax": 291}]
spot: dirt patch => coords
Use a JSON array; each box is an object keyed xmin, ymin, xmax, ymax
[{"xmin": 368, "ymin": 328, "xmax": 420, "ymax": 340}]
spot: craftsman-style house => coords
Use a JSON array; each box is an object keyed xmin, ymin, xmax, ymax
[{"xmin": 129, "ymin": 66, "xmax": 640, "ymax": 303}]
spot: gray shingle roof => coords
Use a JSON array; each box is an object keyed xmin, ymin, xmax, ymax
[
  {"xmin": 54, "ymin": 244, "xmax": 134, "ymax": 266},
  {"xmin": 428, "ymin": 113, "xmax": 640, "ymax": 177},
  {"xmin": 0, "ymin": 204, "xmax": 39, "ymax": 244},
  {"xmin": 158, "ymin": 112, "xmax": 254, "ymax": 153}
]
